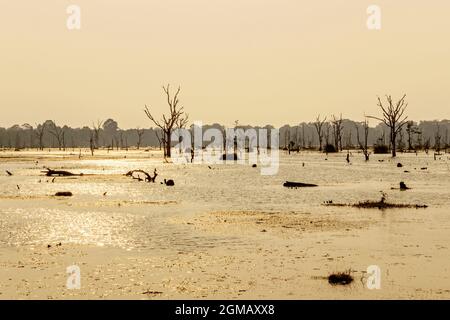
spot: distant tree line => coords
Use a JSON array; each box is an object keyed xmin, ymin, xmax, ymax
[
  {"xmin": 1, "ymin": 90, "xmax": 448, "ymax": 157},
  {"xmin": 281, "ymin": 119, "xmax": 449, "ymax": 153},
  {"xmin": 0, "ymin": 118, "xmax": 448, "ymax": 153}
]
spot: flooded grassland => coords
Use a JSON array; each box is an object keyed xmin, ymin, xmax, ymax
[{"xmin": 0, "ymin": 149, "xmax": 449, "ymax": 299}]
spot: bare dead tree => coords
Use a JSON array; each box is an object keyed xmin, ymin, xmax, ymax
[
  {"xmin": 445, "ymin": 127, "xmax": 449, "ymax": 152},
  {"xmin": 155, "ymin": 130, "xmax": 163, "ymax": 152},
  {"xmin": 34, "ymin": 123, "xmax": 46, "ymax": 151},
  {"xmin": 119, "ymin": 131, "xmax": 124, "ymax": 150},
  {"xmin": 125, "ymin": 169, "xmax": 158, "ymax": 183},
  {"xmin": 176, "ymin": 113, "xmax": 189, "ymax": 130},
  {"xmin": 113, "ymin": 136, "xmax": 119, "ymax": 151},
  {"xmin": 355, "ymin": 120, "xmax": 370, "ymax": 161},
  {"xmin": 313, "ymin": 115, "xmax": 327, "ymax": 151},
  {"xmin": 331, "ymin": 114, "xmax": 344, "ymax": 151},
  {"xmin": 144, "ymin": 85, "xmax": 188, "ymax": 158},
  {"xmin": 424, "ymin": 137, "xmax": 431, "ymax": 154},
  {"xmin": 324, "ymin": 123, "xmax": 331, "ymax": 148},
  {"xmin": 406, "ymin": 121, "xmax": 419, "ymax": 151},
  {"xmin": 302, "ymin": 124, "xmax": 306, "ymax": 149},
  {"xmin": 136, "ymin": 128, "xmax": 145, "ymax": 150},
  {"xmin": 20, "ymin": 123, "xmax": 34, "ymax": 149},
  {"xmin": 434, "ymin": 123, "xmax": 442, "ymax": 154},
  {"xmin": 368, "ymin": 94, "xmax": 408, "ymax": 157},
  {"xmin": 92, "ymin": 120, "xmax": 103, "ymax": 149},
  {"xmin": 89, "ymin": 130, "xmax": 95, "ymax": 156},
  {"xmin": 285, "ymin": 130, "xmax": 291, "ymax": 153},
  {"xmin": 48, "ymin": 121, "xmax": 64, "ymax": 150},
  {"xmin": 397, "ymin": 128, "xmax": 405, "ymax": 152},
  {"xmin": 416, "ymin": 130, "xmax": 423, "ymax": 150},
  {"xmin": 342, "ymin": 130, "xmax": 353, "ymax": 150},
  {"xmin": 175, "ymin": 112, "xmax": 189, "ymax": 154}
]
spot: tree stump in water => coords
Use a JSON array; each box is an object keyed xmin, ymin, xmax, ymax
[{"xmin": 163, "ymin": 179, "xmax": 175, "ymax": 186}]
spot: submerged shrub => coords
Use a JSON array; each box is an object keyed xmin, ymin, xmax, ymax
[{"xmin": 328, "ymin": 271, "xmax": 354, "ymax": 285}]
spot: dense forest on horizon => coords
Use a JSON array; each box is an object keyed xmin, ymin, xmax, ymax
[{"xmin": 0, "ymin": 118, "xmax": 449, "ymax": 152}]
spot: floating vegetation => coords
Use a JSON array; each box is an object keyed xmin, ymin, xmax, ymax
[{"xmin": 324, "ymin": 192, "xmax": 428, "ymax": 209}]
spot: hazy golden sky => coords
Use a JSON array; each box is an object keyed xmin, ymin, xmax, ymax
[{"xmin": 0, "ymin": 0, "xmax": 449, "ymax": 128}]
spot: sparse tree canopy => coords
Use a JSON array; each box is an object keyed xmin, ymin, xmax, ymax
[
  {"xmin": 136, "ymin": 128, "xmax": 145, "ymax": 150},
  {"xmin": 355, "ymin": 119, "xmax": 370, "ymax": 161},
  {"xmin": 144, "ymin": 85, "xmax": 188, "ymax": 158},
  {"xmin": 47, "ymin": 120, "xmax": 65, "ymax": 150},
  {"xmin": 368, "ymin": 94, "xmax": 408, "ymax": 157},
  {"xmin": 91, "ymin": 120, "xmax": 103, "ymax": 149},
  {"xmin": 34, "ymin": 123, "xmax": 46, "ymax": 150},
  {"xmin": 331, "ymin": 114, "xmax": 344, "ymax": 151},
  {"xmin": 313, "ymin": 115, "xmax": 327, "ymax": 151}
]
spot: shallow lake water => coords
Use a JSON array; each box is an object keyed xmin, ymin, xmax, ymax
[
  {"xmin": 1, "ymin": 149, "xmax": 450, "ymax": 299},
  {"xmin": 0, "ymin": 149, "xmax": 449, "ymax": 251}
]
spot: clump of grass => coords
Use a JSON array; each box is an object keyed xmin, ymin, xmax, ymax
[
  {"xmin": 323, "ymin": 192, "xmax": 428, "ymax": 209},
  {"xmin": 328, "ymin": 270, "xmax": 354, "ymax": 286}
]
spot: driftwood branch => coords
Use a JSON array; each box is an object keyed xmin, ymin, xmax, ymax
[{"xmin": 125, "ymin": 169, "xmax": 158, "ymax": 183}]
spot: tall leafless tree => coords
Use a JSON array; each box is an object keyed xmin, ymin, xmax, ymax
[
  {"xmin": 406, "ymin": 121, "xmax": 419, "ymax": 151},
  {"xmin": 424, "ymin": 137, "xmax": 431, "ymax": 154},
  {"xmin": 92, "ymin": 120, "xmax": 103, "ymax": 149},
  {"xmin": 155, "ymin": 130, "xmax": 163, "ymax": 152},
  {"xmin": 331, "ymin": 114, "xmax": 344, "ymax": 151},
  {"xmin": 397, "ymin": 128, "xmax": 405, "ymax": 152},
  {"xmin": 144, "ymin": 85, "xmax": 188, "ymax": 158},
  {"xmin": 368, "ymin": 94, "xmax": 408, "ymax": 157},
  {"xmin": 313, "ymin": 115, "xmax": 327, "ymax": 151},
  {"xmin": 89, "ymin": 129, "xmax": 95, "ymax": 156},
  {"xmin": 324, "ymin": 123, "xmax": 331, "ymax": 148},
  {"xmin": 175, "ymin": 113, "xmax": 189, "ymax": 154},
  {"xmin": 48, "ymin": 121, "xmax": 64, "ymax": 150},
  {"xmin": 434, "ymin": 123, "xmax": 442, "ymax": 154},
  {"xmin": 301, "ymin": 124, "xmax": 306, "ymax": 149},
  {"xmin": 119, "ymin": 131, "xmax": 124, "ymax": 150},
  {"xmin": 445, "ymin": 127, "xmax": 449, "ymax": 152},
  {"xmin": 136, "ymin": 128, "xmax": 145, "ymax": 150},
  {"xmin": 355, "ymin": 120, "xmax": 370, "ymax": 161},
  {"xmin": 34, "ymin": 123, "xmax": 46, "ymax": 151}
]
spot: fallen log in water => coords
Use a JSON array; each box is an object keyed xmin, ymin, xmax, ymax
[
  {"xmin": 42, "ymin": 168, "xmax": 83, "ymax": 177},
  {"xmin": 54, "ymin": 191, "xmax": 73, "ymax": 197},
  {"xmin": 283, "ymin": 181, "xmax": 318, "ymax": 188}
]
